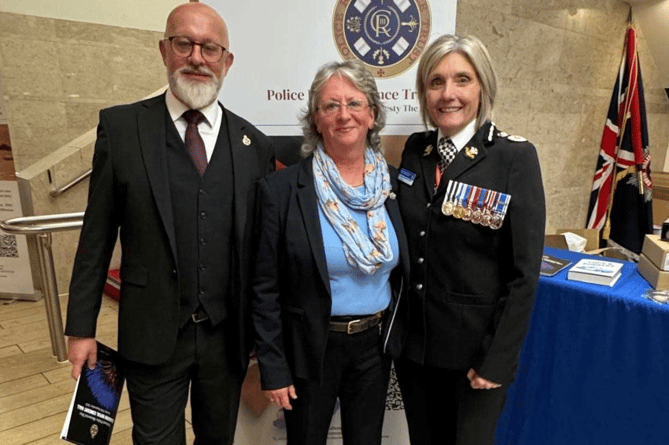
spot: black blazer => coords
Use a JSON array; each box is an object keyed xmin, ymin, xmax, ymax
[
  {"xmin": 252, "ymin": 156, "xmax": 410, "ymax": 390},
  {"xmin": 65, "ymin": 94, "xmax": 275, "ymax": 371},
  {"xmin": 397, "ymin": 122, "xmax": 545, "ymax": 385}
]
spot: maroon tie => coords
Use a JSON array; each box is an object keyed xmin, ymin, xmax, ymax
[{"xmin": 182, "ymin": 109, "xmax": 208, "ymax": 176}]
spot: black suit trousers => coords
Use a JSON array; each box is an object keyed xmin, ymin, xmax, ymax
[
  {"xmin": 395, "ymin": 358, "xmax": 507, "ymax": 445},
  {"xmin": 124, "ymin": 319, "xmax": 243, "ymax": 445}
]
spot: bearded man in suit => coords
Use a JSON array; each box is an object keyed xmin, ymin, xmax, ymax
[{"xmin": 65, "ymin": 3, "xmax": 274, "ymax": 444}]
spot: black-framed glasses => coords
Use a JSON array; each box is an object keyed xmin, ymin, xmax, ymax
[{"xmin": 165, "ymin": 36, "xmax": 227, "ymax": 63}]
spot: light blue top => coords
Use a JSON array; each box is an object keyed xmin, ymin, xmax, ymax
[{"xmin": 318, "ymin": 202, "xmax": 399, "ymax": 316}]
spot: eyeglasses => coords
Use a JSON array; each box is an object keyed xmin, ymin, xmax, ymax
[
  {"xmin": 319, "ymin": 100, "xmax": 369, "ymax": 116},
  {"xmin": 165, "ymin": 36, "xmax": 227, "ymax": 63}
]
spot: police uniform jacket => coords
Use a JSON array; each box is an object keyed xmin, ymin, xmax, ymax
[
  {"xmin": 397, "ymin": 121, "xmax": 545, "ymax": 385},
  {"xmin": 252, "ymin": 156, "xmax": 410, "ymax": 390}
]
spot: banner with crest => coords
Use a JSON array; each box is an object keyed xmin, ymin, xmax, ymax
[{"xmin": 214, "ymin": 0, "xmax": 456, "ymax": 136}]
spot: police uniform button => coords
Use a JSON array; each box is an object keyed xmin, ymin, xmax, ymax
[
  {"xmin": 417, "ymin": 258, "xmax": 424, "ymax": 264},
  {"xmin": 415, "ymin": 284, "xmax": 423, "ymax": 291},
  {"xmin": 426, "ymin": 203, "xmax": 431, "ymax": 208},
  {"xmin": 419, "ymin": 230, "xmax": 426, "ymax": 237}
]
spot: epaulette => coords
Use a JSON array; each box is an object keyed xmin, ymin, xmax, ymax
[{"xmin": 489, "ymin": 123, "xmax": 528, "ymax": 143}]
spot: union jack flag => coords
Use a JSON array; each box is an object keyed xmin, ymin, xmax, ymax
[{"xmin": 586, "ymin": 26, "xmax": 652, "ymax": 254}]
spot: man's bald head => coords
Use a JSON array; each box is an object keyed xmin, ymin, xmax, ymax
[
  {"xmin": 159, "ymin": 2, "xmax": 234, "ymax": 108},
  {"xmin": 164, "ymin": 2, "xmax": 230, "ymax": 50}
]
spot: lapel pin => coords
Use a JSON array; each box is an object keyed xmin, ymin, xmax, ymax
[
  {"xmin": 423, "ymin": 145, "xmax": 433, "ymax": 156},
  {"xmin": 243, "ymin": 135, "xmax": 251, "ymax": 146},
  {"xmin": 465, "ymin": 146, "xmax": 478, "ymax": 159},
  {"xmin": 389, "ymin": 192, "xmax": 396, "ymax": 200}
]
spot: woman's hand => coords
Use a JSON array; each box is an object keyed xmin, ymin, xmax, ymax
[
  {"xmin": 265, "ymin": 385, "xmax": 298, "ymax": 410},
  {"xmin": 467, "ymin": 368, "xmax": 501, "ymax": 390}
]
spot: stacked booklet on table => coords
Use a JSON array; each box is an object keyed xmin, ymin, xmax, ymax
[
  {"xmin": 567, "ymin": 258, "xmax": 623, "ymax": 287},
  {"xmin": 540, "ymin": 254, "xmax": 572, "ymax": 277}
]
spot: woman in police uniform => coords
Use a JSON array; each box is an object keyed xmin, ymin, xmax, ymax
[{"xmin": 395, "ymin": 34, "xmax": 546, "ymax": 445}]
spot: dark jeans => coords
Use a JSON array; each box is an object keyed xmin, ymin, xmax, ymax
[
  {"xmin": 395, "ymin": 358, "xmax": 507, "ymax": 445},
  {"xmin": 124, "ymin": 319, "xmax": 243, "ymax": 445},
  {"xmin": 284, "ymin": 326, "xmax": 391, "ymax": 445}
]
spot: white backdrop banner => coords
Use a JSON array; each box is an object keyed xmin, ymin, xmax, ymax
[
  {"xmin": 220, "ymin": 2, "xmax": 457, "ymax": 443},
  {"xmin": 213, "ymin": 0, "xmax": 456, "ymax": 136}
]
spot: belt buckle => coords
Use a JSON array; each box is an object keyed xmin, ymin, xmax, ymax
[
  {"xmin": 191, "ymin": 312, "xmax": 209, "ymax": 323},
  {"xmin": 347, "ymin": 318, "xmax": 363, "ymax": 334}
]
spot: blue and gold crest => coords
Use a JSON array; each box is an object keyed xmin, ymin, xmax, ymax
[{"xmin": 333, "ymin": 0, "xmax": 431, "ymax": 78}]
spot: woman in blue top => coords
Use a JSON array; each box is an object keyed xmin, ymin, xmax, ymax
[{"xmin": 252, "ymin": 59, "xmax": 410, "ymax": 445}]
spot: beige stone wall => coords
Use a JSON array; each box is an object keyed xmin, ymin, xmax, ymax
[
  {"xmin": 0, "ymin": 11, "xmax": 166, "ymax": 170},
  {"xmin": 0, "ymin": 11, "xmax": 168, "ymax": 292},
  {"xmin": 455, "ymin": 0, "xmax": 669, "ymax": 232},
  {"xmin": 1, "ymin": 1, "xmax": 669, "ymax": 292}
]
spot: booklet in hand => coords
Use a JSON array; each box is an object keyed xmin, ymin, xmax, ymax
[{"xmin": 61, "ymin": 341, "xmax": 124, "ymax": 445}]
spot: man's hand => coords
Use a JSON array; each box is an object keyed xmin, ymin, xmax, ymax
[
  {"xmin": 68, "ymin": 337, "xmax": 98, "ymax": 380},
  {"xmin": 467, "ymin": 368, "xmax": 502, "ymax": 390},
  {"xmin": 264, "ymin": 385, "xmax": 298, "ymax": 410}
]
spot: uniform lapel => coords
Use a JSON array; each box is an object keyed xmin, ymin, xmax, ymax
[
  {"xmin": 138, "ymin": 94, "xmax": 177, "ymax": 264},
  {"xmin": 442, "ymin": 124, "xmax": 489, "ymax": 182},
  {"xmin": 225, "ymin": 106, "xmax": 257, "ymax": 254},
  {"xmin": 296, "ymin": 157, "xmax": 331, "ymax": 295},
  {"xmin": 417, "ymin": 131, "xmax": 439, "ymax": 198},
  {"xmin": 385, "ymin": 192, "xmax": 410, "ymax": 280}
]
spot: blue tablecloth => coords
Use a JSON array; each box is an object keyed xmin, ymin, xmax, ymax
[{"xmin": 495, "ymin": 247, "xmax": 669, "ymax": 445}]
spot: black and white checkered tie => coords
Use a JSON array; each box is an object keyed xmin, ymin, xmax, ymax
[{"xmin": 437, "ymin": 137, "xmax": 457, "ymax": 173}]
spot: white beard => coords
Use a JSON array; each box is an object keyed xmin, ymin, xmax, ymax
[{"xmin": 168, "ymin": 65, "xmax": 223, "ymax": 109}]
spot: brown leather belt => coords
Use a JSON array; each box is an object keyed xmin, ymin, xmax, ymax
[{"xmin": 329, "ymin": 311, "xmax": 383, "ymax": 334}]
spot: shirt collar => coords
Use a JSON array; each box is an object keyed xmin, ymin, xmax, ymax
[
  {"xmin": 165, "ymin": 88, "xmax": 219, "ymax": 129},
  {"xmin": 437, "ymin": 119, "xmax": 477, "ymax": 152}
]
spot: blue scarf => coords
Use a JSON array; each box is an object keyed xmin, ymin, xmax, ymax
[{"xmin": 313, "ymin": 145, "xmax": 393, "ymax": 275}]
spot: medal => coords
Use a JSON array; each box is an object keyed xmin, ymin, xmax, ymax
[
  {"xmin": 453, "ymin": 182, "xmax": 464, "ymax": 219},
  {"xmin": 441, "ymin": 180, "xmax": 456, "ymax": 216},
  {"xmin": 490, "ymin": 193, "xmax": 511, "ymax": 230},
  {"xmin": 471, "ymin": 188, "xmax": 485, "ymax": 224},
  {"xmin": 481, "ymin": 191, "xmax": 495, "ymax": 227},
  {"xmin": 462, "ymin": 185, "xmax": 473, "ymax": 221},
  {"xmin": 453, "ymin": 182, "xmax": 466, "ymax": 219}
]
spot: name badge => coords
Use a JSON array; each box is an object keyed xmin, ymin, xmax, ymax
[{"xmin": 398, "ymin": 168, "xmax": 416, "ymax": 186}]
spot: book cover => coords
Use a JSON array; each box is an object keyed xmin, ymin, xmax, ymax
[
  {"xmin": 567, "ymin": 258, "xmax": 624, "ymax": 286},
  {"xmin": 61, "ymin": 342, "xmax": 124, "ymax": 445},
  {"xmin": 540, "ymin": 254, "xmax": 572, "ymax": 277}
]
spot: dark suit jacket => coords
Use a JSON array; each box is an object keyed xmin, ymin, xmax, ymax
[
  {"xmin": 65, "ymin": 93, "xmax": 274, "ymax": 372},
  {"xmin": 252, "ymin": 156, "xmax": 410, "ymax": 390},
  {"xmin": 397, "ymin": 122, "xmax": 545, "ymax": 385}
]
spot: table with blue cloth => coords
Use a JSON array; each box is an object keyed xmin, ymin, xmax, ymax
[{"xmin": 495, "ymin": 247, "xmax": 669, "ymax": 445}]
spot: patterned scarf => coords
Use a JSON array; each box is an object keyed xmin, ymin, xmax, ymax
[{"xmin": 313, "ymin": 145, "xmax": 393, "ymax": 275}]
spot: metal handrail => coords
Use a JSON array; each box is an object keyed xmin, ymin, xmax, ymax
[
  {"xmin": 49, "ymin": 169, "xmax": 92, "ymax": 198},
  {"xmin": 0, "ymin": 212, "xmax": 85, "ymax": 362}
]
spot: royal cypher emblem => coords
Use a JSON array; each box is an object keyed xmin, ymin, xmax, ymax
[{"xmin": 333, "ymin": 0, "xmax": 431, "ymax": 78}]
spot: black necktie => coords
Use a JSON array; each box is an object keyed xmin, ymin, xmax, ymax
[{"xmin": 182, "ymin": 109, "xmax": 208, "ymax": 176}]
